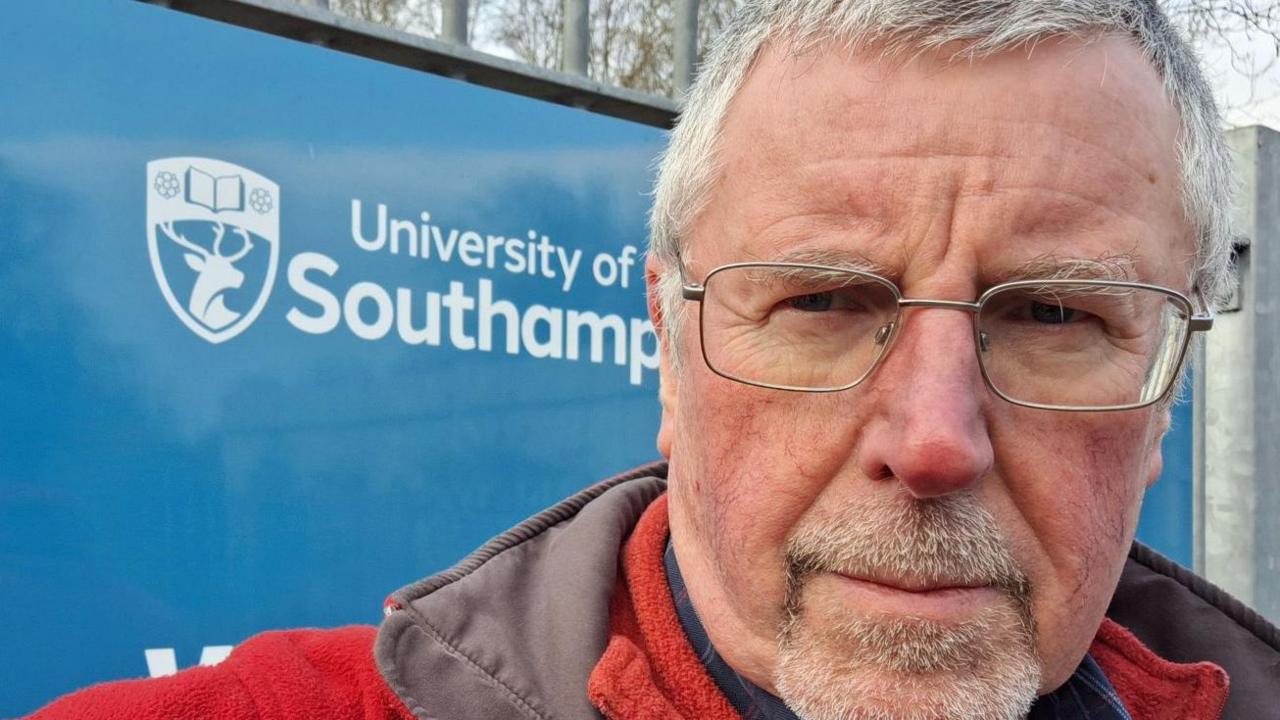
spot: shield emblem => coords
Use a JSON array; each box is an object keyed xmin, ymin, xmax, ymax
[{"xmin": 146, "ymin": 157, "xmax": 280, "ymax": 344}]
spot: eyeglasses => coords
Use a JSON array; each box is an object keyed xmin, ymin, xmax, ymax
[{"xmin": 680, "ymin": 262, "xmax": 1214, "ymax": 411}]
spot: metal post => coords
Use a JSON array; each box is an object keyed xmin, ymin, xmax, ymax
[
  {"xmin": 1193, "ymin": 336, "xmax": 1206, "ymax": 576},
  {"xmin": 1203, "ymin": 124, "xmax": 1280, "ymax": 624},
  {"xmin": 563, "ymin": 0, "xmax": 589, "ymax": 76},
  {"xmin": 674, "ymin": 0, "xmax": 698, "ymax": 94},
  {"xmin": 441, "ymin": 0, "xmax": 468, "ymax": 45}
]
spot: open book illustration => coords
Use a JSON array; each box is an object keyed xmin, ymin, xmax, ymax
[{"xmin": 185, "ymin": 167, "xmax": 245, "ymax": 213}]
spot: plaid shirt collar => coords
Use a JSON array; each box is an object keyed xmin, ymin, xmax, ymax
[{"xmin": 663, "ymin": 540, "xmax": 1133, "ymax": 720}]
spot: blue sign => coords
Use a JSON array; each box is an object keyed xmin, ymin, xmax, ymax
[
  {"xmin": 1141, "ymin": 398, "xmax": 1196, "ymax": 567},
  {"xmin": 0, "ymin": 2, "xmax": 664, "ymax": 715},
  {"xmin": 0, "ymin": 2, "xmax": 1194, "ymax": 715}
]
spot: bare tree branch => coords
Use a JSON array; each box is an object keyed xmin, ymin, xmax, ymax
[{"xmin": 1165, "ymin": 0, "xmax": 1280, "ymax": 112}]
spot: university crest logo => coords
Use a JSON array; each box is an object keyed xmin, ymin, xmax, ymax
[{"xmin": 146, "ymin": 157, "xmax": 279, "ymax": 343}]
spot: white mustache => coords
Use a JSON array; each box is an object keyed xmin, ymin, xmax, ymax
[{"xmin": 783, "ymin": 491, "xmax": 1031, "ymax": 606}]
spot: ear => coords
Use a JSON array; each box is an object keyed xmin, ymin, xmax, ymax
[
  {"xmin": 647, "ymin": 254, "xmax": 679, "ymax": 459},
  {"xmin": 184, "ymin": 253, "xmax": 205, "ymax": 272},
  {"xmin": 1144, "ymin": 405, "xmax": 1173, "ymax": 490}
]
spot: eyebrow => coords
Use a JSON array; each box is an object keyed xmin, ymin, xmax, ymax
[
  {"xmin": 766, "ymin": 247, "xmax": 893, "ymax": 276},
  {"xmin": 727, "ymin": 248, "xmax": 1141, "ymax": 286},
  {"xmin": 998, "ymin": 253, "xmax": 1140, "ymax": 283}
]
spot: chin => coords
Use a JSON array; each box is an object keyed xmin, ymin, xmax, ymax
[
  {"xmin": 776, "ymin": 668, "xmax": 1037, "ymax": 720},
  {"xmin": 773, "ymin": 587, "xmax": 1042, "ymax": 720}
]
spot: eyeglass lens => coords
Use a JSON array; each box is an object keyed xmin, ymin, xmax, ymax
[
  {"xmin": 977, "ymin": 283, "xmax": 1189, "ymax": 408},
  {"xmin": 699, "ymin": 265, "xmax": 1191, "ymax": 408}
]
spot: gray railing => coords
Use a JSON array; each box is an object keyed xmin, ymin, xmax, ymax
[
  {"xmin": 287, "ymin": 0, "xmax": 698, "ymax": 92},
  {"xmin": 145, "ymin": 0, "xmax": 678, "ymax": 128}
]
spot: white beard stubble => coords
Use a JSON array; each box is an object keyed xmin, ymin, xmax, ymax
[{"xmin": 773, "ymin": 491, "xmax": 1042, "ymax": 720}]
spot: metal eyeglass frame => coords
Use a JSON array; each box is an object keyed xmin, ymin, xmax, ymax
[{"xmin": 680, "ymin": 261, "xmax": 1216, "ymax": 412}]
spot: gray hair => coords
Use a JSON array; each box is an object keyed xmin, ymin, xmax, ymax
[{"xmin": 649, "ymin": 0, "xmax": 1235, "ymax": 353}]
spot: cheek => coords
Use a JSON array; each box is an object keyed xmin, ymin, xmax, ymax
[
  {"xmin": 996, "ymin": 413, "xmax": 1154, "ymax": 685},
  {"xmin": 672, "ymin": 369, "xmax": 860, "ymax": 602}
]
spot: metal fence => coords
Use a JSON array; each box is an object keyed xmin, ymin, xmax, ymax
[
  {"xmin": 148, "ymin": 0, "xmax": 679, "ymax": 128},
  {"xmin": 297, "ymin": 0, "xmax": 701, "ymax": 92}
]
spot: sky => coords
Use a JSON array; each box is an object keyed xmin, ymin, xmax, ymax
[{"xmin": 1196, "ymin": 27, "xmax": 1280, "ymax": 129}]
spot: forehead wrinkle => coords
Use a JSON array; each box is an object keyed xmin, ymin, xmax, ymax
[
  {"xmin": 1011, "ymin": 118, "xmax": 1171, "ymax": 191},
  {"xmin": 1000, "ymin": 184, "xmax": 1151, "ymax": 227},
  {"xmin": 809, "ymin": 148, "xmax": 1161, "ymax": 221},
  {"xmin": 747, "ymin": 209, "xmax": 890, "ymax": 250}
]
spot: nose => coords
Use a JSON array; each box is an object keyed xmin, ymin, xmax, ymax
[{"xmin": 857, "ymin": 307, "xmax": 994, "ymax": 498}]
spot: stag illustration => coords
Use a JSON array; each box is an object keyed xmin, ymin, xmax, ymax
[{"xmin": 158, "ymin": 221, "xmax": 254, "ymax": 331}]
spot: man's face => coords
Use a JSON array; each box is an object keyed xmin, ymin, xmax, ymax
[{"xmin": 655, "ymin": 34, "xmax": 1192, "ymax": 719}]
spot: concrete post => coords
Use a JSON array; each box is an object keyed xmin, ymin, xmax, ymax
[
  {"xmin": 297, "ymin": 0, "xmax": 330, "ymax": 8},
  {"xmin": 1202, "ymin": 124, "xmax": 1280, "ymax": 623},
  {"xmin": 563, "ymin": 0, "xmax": 589, "ymax": 76},
  {"xmin": 674, "ymin": 0, "xmax": 698, "ymax": 94},
  {"xmin": 441, "ymin": 0, "xmax": 468, "ymax": 45}
]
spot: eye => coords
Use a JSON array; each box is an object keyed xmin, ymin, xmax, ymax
[
  {"xmin": 786, "ymin": 292, "xmax": 834, "ymax": 312},
  {"xmin": 1029, "ymin": 301, "xmax": 1079, "ymax": 324}
]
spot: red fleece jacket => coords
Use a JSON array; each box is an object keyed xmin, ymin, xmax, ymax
[
  {"xmin": 27, "ymin": 496, "xmax": 1228, "ymax": 720},
  {"xmin": 26, "ymin": 625, "xmax": 415, "ymax": 720}
]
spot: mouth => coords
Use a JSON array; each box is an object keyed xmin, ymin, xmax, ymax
[{"xmin": 830, "ymin": 572, "xmax": 1005, "ymax": 621}]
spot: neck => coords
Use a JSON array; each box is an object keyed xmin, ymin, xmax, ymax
[{"xmin": 667, "ymin": 496, "xmax": 781, "ymax": 694}]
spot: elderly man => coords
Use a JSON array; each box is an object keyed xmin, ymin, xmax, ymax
[{"xmin": 29, "ymin": 1, "xmax": 1280, "ymax": 719}]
